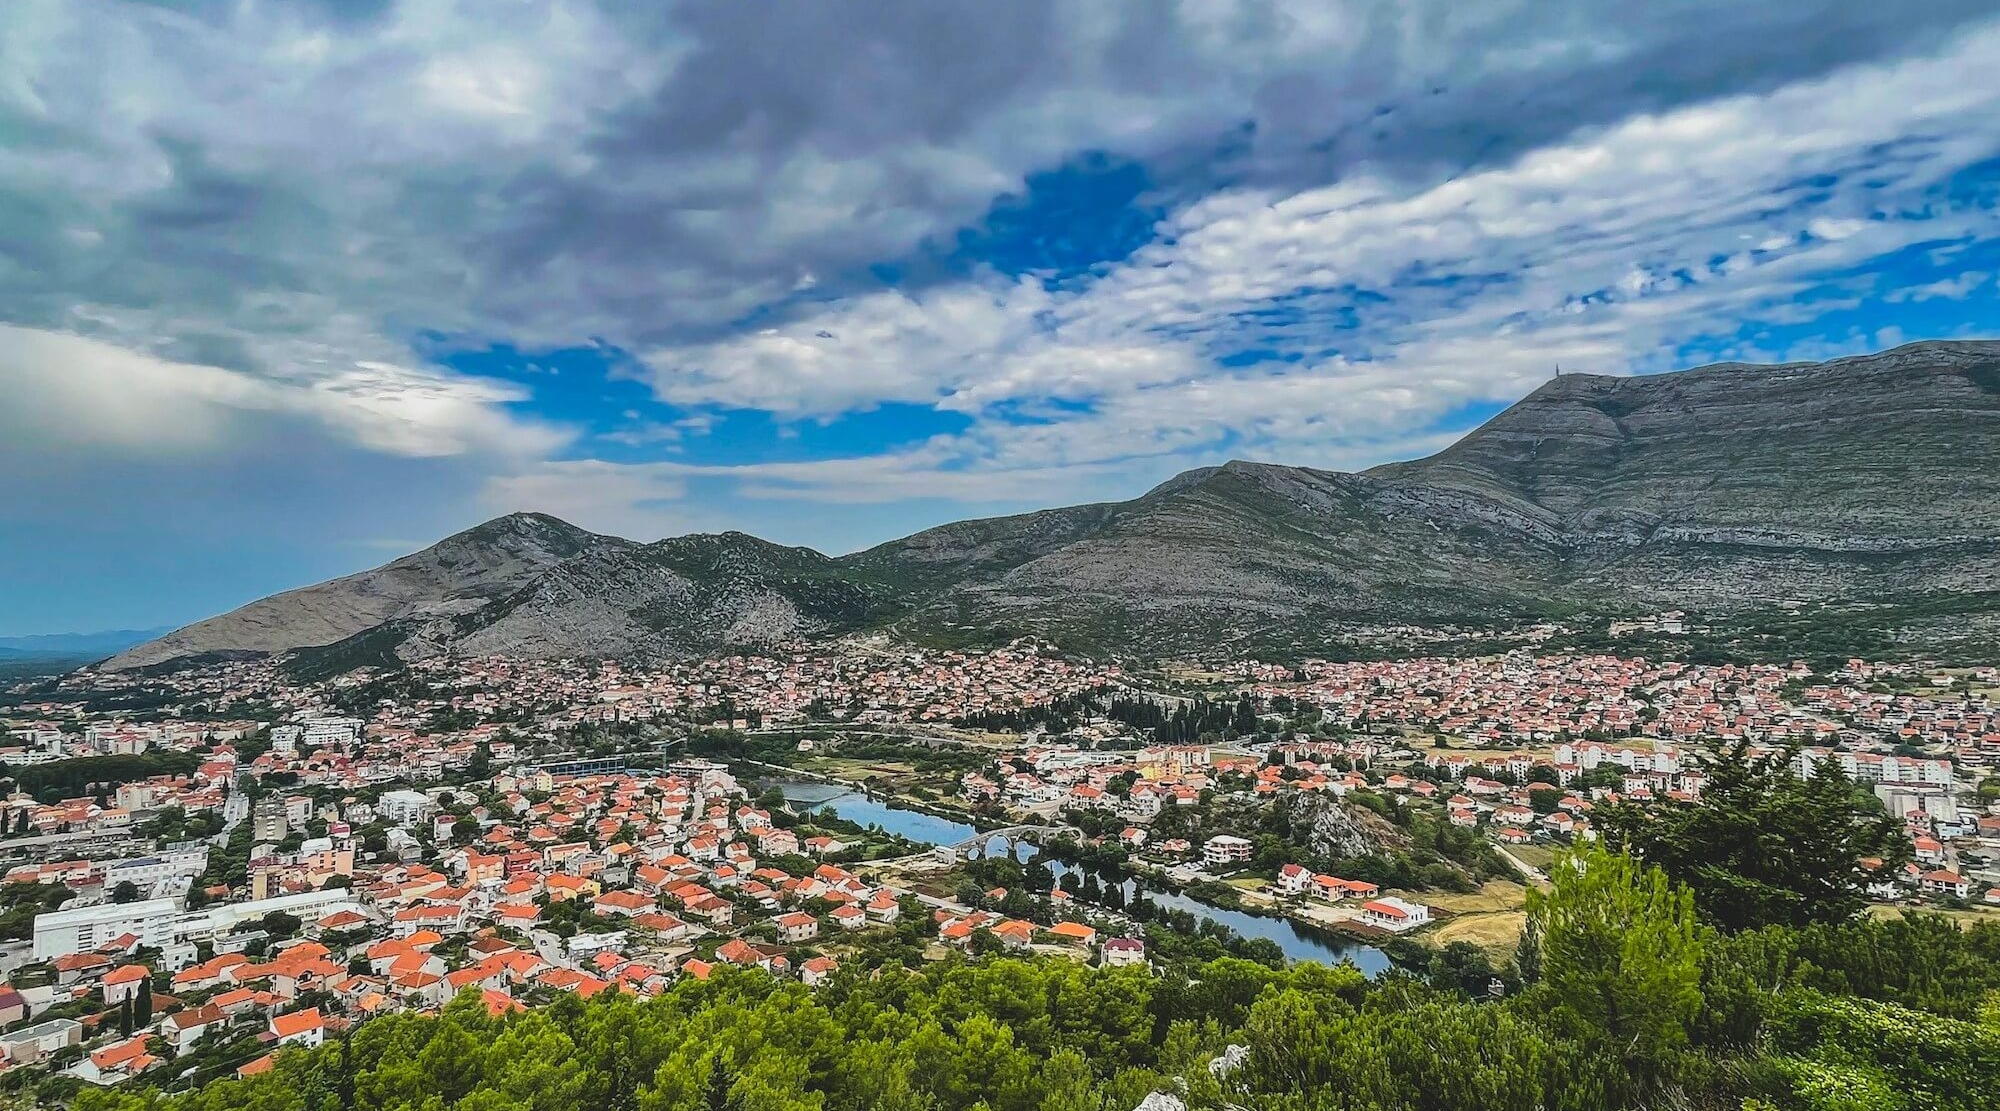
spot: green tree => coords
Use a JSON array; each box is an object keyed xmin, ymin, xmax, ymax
[
  {"xmin": 1523, "ymin": 843, "xmax": 1704, "ymax": 1096},
  {"xmin": 1596, "ymin": 741, "xmax": 1904, "ymax": 932},
  {"xmin": 1526, "ymin": 786, "xmax": 1564, "ymax": 815},
  {"xmin": 110, "ymin": 880, "xmax": 142, "ymax": 904}
]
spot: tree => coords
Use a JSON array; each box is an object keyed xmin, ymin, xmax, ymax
[
  {"xmin": 702, "ymin": 1053, "xmax": 740, "ymax": 1111},
  {"xmin": 134, "ymin": 978, "xmax": 152, "ymax": 1026},
  {"xmin": 1596, "ymin": 740, "xmax": 1904, "ymax": 932},
  {"xmin": 110, "ymin": 880, "xmax": 142, "ymax": 904},
  {"xmin": 1523, "ymin": 843, "xmax": 1704, "ymax": 1096},
  {"xmin": 467, "ymin": 741, "xmax": 492, "ymax": 781}
]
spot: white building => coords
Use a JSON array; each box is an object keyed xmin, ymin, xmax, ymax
[
  {"xmin": 300, "ymin": 717, "xmax": 364, "ymax": 747},
  {"xmin": 32, "ymin": 900, "xmax": 181, "ymax": 960},
  {"xmin": 1201, "ymin": 835, "xmax": 1253, "ymax": 868},
  {"xmin": 377, "ymin": 789, "xmax": 435, "ymax": 827},
  {"xmin": 102, "ymin": 844, "xmax": 210, "ymax": 897},
  {"xmin": 33, "ymin": 889, "xmax": 364, "ymax": 961},
  {"xmin": 269, "ymin": 725, "xmax": 303, "ymax": 755},
  {"xmin": 1796, "ymin": 748, "xmax": 1953, "ymax": 787},
  {"xmin": 1359, "ymin": 897, "xmax": 1432, "ymax": 932}
]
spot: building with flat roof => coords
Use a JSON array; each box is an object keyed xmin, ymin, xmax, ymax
[
  {"xmin": 31, "ymin": 899, "xmax": 180, "ymax": 960},
  {"xmin": 33, "ymin": 888, "xmax": 365, "ymax": 961},
  {"xmin": 0, "ymin": 1018, "xmax": 82, "ymax": 1064}
]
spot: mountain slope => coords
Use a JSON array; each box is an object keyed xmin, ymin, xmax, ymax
[
  {"xmin": 102, "ymin": 513, "xmax": 621, "ymax": 671},
  {"xmin": 101, "ymin": 340, "xmax": 2000, "ymax": 670}
]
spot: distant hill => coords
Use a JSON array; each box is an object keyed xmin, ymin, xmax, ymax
[
  {"xmin": 0, "ymin": 628, "xmax": 172, "ymax": 659},
  {"xmin": 99, "ymin": 340, "xmax": 2000, "ymax": 672}
]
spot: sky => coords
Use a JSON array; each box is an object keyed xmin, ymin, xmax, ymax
[{"xmin": 4, "ymin": 1, "xmax": 2000, "ymax": 636}]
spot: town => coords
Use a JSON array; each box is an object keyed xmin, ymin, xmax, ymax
[{"xmin": 1, "ymin": 643, "xmax": 1996, "ymax": 1096}]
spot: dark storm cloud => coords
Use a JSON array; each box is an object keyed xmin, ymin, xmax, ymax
[
  {"xmin": 459, "ymin": 0, "xmax": 2000, "ymax": 348},
  {"xmin": 2, "ymin": 0, "xmax": 1997, "ymax": 394}
]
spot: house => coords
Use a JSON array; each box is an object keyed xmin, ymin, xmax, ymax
[
  {"xmin": 592, "ymin": 890, "xmax": 656, "ymax": 917},
  {"xmin": 802, "ymin": 836, "xmax": 850, "ymax": 857},
  {"xmin": 0, "ymin": 985, "xmax": 25, "ymax": 1025},
  {"xmin": 1100, "ymin": 937, "xmax": 1146, "ymax": 967},
  {"xmin": 1047, "ymin": 921, "xmax": 1098, "ymax": 948},
  {"xmin": 163, "ymin": 1004, "xmax": 225, "ymax": 1049},
  {"xmin": 1359, "ymin": 897, "xmax": 1432, "ymax": 932},
  {"xmin": 101, "ymin": 964, "xmax": 151, "ymax": 1005},
  {"xmin": 716, "ymin": 939, "xmax": 768, "ymax": 969},
  {"xmin": 271, "ymin": 1007, "xmax": 327, "ymax": 1048},
  {"xmin": 775, "ymin": 912, "xmax": 820, "ymax": 943},
  {"xmin": 1920, "ymin": 870, "xmax": 1971, "ymax": 899},
  {"xmin": 1275, "ymin": 864, "xmax": 1311, "ymax": 896},
  {"xmin": 800, "ymin": 956, "xmax": 840, "ymax": 986},
  {"xmin": 212, "ymin": 986, "xmax": 280, "ymax": 1018},
  {"xmin": 991, "ymin": 920, "xmax": 1036, "ymax": 950},
  {"xmin": 0, "ymin": 1018, "xmax": 82, "ymax": 1064},
  {"xmin": 866, "ymin": 891, "xmax": 902, "ymax": 924},
  {"xmin": 81, "ymin": 1034, "xmax": 159, "ymax": 1084},
  {"xmin": 630, "ymin": 912, "xmax": 693, "ymax": 942},
  {"xmin": 829, "ymin": 904, "xmax": 867, "ymax": 930}
]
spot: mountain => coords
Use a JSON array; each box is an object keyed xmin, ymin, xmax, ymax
[
  {"xmin": 0, "ymin": 628, "xmax": 172, "ymax": 658},
  {"xmin": 100, "ymin": 340, "xmax": 2000, "ymax": 672},
  {"xmin": 101, "ymin": 513, "xmax": 617, "ymax": 672}
]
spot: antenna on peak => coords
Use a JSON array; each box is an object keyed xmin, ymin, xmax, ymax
[{"xmin": 1554, "ymin": 362, "xmax": 1563, "ymax": 379}]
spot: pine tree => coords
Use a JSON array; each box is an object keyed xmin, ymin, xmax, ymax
[
  {"xmin": 1525, "ymin": 843, "xmax": 1703, "ymax": 1098},
  {"xmin": 134, "ymin": 978, "xmax": 152, "ymax": 1025},
  {"xmin": 118, "ymin": 995, "xmax": 132, "ymax": 1036}
]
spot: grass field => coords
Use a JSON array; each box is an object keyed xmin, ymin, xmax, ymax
[
  {"xmin": 1414, "ymin": 880, "xmax": 1529, "ymax": 915},
  {"xmin": 1404, "ymin": 881, "xmax": 1530, "ymax": 961},
  {"xmin": 1507, "ymin": 844, "xmax": 1557, "ymax": 869},
  {"xmin": 1426, "ymin": 910, "xmax": 1528, "ymax": 959}
]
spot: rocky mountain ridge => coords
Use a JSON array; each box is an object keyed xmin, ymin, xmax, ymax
[{"xmin": 102, "ymin": 340, "xmax": 2000, "ymax": 672}]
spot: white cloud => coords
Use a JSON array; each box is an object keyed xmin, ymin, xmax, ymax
[
  {"xmin": 625, "ymin": 18, "xmax": 2000, "ymax": 520},
  {"xmin": 0, "ymin": 324, "xmax": 566, "ymax": 459},
  {"xmin": 11, "ymin": 0, "xmax": 2000, "ymax": 579},
  {"xmin": 1886, "ymin": 272, "xmax": 1991, "ymax": 302}
]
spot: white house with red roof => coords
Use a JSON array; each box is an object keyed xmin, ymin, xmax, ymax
[{"xmin": 1359, "ymin": 897, "xmax": 1431, "ymax": 931}]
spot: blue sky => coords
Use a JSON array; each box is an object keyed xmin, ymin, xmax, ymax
[{"xmin": 4, "ymin": 0, "xmax": 2000, "ymax": 635}]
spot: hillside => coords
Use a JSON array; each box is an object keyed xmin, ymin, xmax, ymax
[
  {"xmin": 99, "ymin": 340, "xmax": 2000, "ymax": 671},
  {"xmin": 102, "ymin": 513, "xmax": 620, "ymax": 672}
]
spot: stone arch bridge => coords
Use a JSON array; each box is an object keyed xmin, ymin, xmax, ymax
[{"xmin": 944, "ymin": 824, "xmax": 1083, "ymax": 861}]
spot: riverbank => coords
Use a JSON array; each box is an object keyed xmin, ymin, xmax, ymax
[{"xmin": 756, "ymin": 776, "xmax": 1391, "ymax": 973}]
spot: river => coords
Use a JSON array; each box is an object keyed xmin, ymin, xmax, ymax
[{"xmin": 774, "ymin": 780, "xmax": 1389, "ymax": 974}]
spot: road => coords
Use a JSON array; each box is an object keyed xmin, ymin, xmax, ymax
[{"xmin": 1496, "ymin": 847, "xmax": 1550, "ymax": 888}]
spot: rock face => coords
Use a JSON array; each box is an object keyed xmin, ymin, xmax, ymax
[
  {"xmin": 1286, "ymin": 794, "xmax": 1396, "ymax": 860},
  {"xmin": 103, "ymin": 341, "xmax": 2000, "ymax": 672}
]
